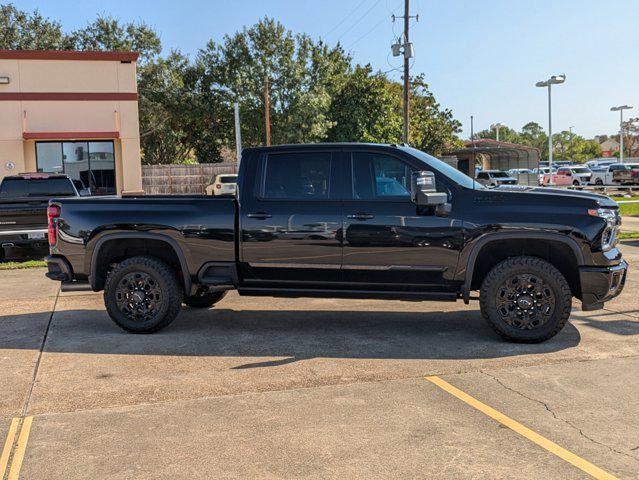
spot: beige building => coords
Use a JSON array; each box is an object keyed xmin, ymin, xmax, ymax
[{"xmin": 0, "ymin": 50, "xmax": 143, "ymax": 195}]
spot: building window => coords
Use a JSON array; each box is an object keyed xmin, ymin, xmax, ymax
[{"xmin": 36, "ymin": 141, "xmax": 116, "ymax": 195}]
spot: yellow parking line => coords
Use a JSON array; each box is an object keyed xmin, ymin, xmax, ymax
[
  {"xmin": 7, "ymin": 416, "xmax": 33, "ymax": 480},
  {"xmin": 425, "ymin": 376, "xmax": 618, "ymax": 480},
  {"xmin": 0, "ymin": 418, "xmax": 20, "ymax": 478}
]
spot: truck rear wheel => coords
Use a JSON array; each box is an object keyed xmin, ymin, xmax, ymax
[
  {"xmin": 184, "ymin": 289, "xmax": 227, "ymax": 308},
  {"xmin": 479, "ymin": 256, "xmax": 572, "ymax": 343},
  {"xmin": 104, "ymin": 256, "xmax": 182, "ymax": 334}
]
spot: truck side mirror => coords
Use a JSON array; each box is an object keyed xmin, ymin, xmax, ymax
[{"xmin": 411, "ymin": 171, "xmax": 447, "ymax": 207}]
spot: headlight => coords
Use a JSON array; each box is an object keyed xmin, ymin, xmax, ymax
[{"xmin": 588, "ymin": 208, "xmax": 619, "ymax": 251}]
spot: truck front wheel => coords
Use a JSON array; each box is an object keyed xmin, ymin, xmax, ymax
[
  {"xmin": 184, "ymin": 289, "xmax": 227, "ymax": 308},
  {"xmin": 479, "ymin": 256, "xmax": 572, "ymax": 343},
  {"xmin": 104, "ymin": 256, "xmax": 182, "ymax": 334}
]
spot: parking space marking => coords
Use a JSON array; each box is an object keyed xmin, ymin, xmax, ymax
[
  {"xmin": 0, "ymin": 418, "xmax": 20, "ymax": 478},
  {"xmin": 425, "ymin": 376, "xmax": 618, "ymax": 480},
  {"xmin": 6, "ymin": 416, "xmax": 33, "ymax": 480}
]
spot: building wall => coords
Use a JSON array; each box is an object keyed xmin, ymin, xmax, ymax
[{"xmin": 0, "ymin": 51, "xmax": 142, "ymax": 195}]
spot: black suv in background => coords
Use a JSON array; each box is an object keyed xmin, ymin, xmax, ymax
[
  {"xmin": 0, "ymin": 173, "xmax": 80, "ymax": 260},
  {"xmin": 45, "ymin": 143, "xmax": 626, "ymax": 343}
]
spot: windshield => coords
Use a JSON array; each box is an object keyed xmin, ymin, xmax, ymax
[
  {"xmin": 219, "ymin": 175, "xmax": 237, "ymax": 184},
  {"xmin": 491, "ymin": 171, "xmax": 510, "ymax": 178},
  {"xmin": 571, "ymin": 168, "xmax": 591, "ymax": 174},
  {"xmin": 402, "ymin": 146, "xmax": 485, "ymax": 190},
  {"xmin": 0, "ymin": 178, "xmax": 76, "ymax": 198}
]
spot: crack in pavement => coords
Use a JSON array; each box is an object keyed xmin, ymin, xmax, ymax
[{"xmin": 482, "ymin": 370, "xmax": 639, "ymax": 466}]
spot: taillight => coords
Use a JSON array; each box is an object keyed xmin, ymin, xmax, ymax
[
  {"xmin": 47, "ymin": 205, "xmax": 60, "ymax": 246},
  {"xmin": 216, "ymin": 184, "xmax": 221, "ymax": 189}
]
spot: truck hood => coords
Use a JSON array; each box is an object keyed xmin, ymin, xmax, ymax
[{"xmin": 494, "ymin": 185, "xmax": 617, "ymax": 207}]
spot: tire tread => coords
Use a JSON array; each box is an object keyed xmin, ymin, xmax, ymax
[
  {"xmin": 479, "ymin": 256, "xmax": 572, "ymax": 343},
  {"xmin": 104, "ymin": 255, "xmax": 182, "ymax": 334}
]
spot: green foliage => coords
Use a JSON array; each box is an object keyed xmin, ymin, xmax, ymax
[
  {"xmin": 553, "ymin": 131, "xmax": 602, "ymax": 163},
  {"xmin": 0, "ymin": 7, "xmax": 463, "ymax": 164},
  {"xmin": 69, "ymin": 15, "xmax": 161, "ymax": 65},
  {"xmin": 326, "ymin": 64, "xmax": 402, "ymax": 143},
  {"xmin": 474, "ymin": 121, "xmax": 602, "ymax": 163},
  {"xmin": 0, "ymin": 4, "xmax": 72, "ymax": 49}
]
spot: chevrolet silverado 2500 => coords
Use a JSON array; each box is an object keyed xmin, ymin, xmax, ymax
[{"xmin": 45, "ymin": 144, "xmax": 626, "ymax": 342}]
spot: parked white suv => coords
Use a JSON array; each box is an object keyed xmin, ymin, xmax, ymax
[{"xmin": 206, "ymin": 174, "xmax": 237, "ymax": 196}]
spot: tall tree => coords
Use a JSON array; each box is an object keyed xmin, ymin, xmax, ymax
[
  {"xmin": 0, "ymin": 3, "xmax": 72, "ymax": 49},
  {"xmin": 70, "ymin": 15, "xmax": 161, "ymax": 64},
  {"xmin": 196, "ymin": 17, "xmax": 349, "ymax": 158},
  {"xmin": 408, "ymin": 74, "xmax": 462, "ymax": 154},
  {"xmin": 326, "ymin": 64, "xmax": 402, "ymax": 143},
  {"xmin": 475, "ymin": 125, "xmax": 520, "ymax": 143}
]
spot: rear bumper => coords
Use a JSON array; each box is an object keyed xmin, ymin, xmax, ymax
[
  {"xmin": 0, "ymin": 229, "xmax": 47, "ymax": 248},
  {"xmin": 580, "ymin": 260, "xmax": 628, "ymax": 311},
  {"xmin": 45, "ymin": 255, "xmax": 73, "ymax": 282},
  {"xmin": 45, "ymin": 255, "xmax": 92, "ymax": 291}
]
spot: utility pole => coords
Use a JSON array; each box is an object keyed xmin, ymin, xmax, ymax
[
  {"xmin": 264, "ymin": 74, "xmax": 271, "ymax": 146},
  {"xmin": 391, "ymin": 2, "xmax": 417, "ymax": 144},
  {"xmin": 402, "ymin": 0, "xmax": 410, "ymax": 143}
]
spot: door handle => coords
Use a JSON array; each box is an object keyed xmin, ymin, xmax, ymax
[
  {"xmin": 247, "ymin": 212, "xmax": 272, "ymax": 219},
  {"xmin": 347, "ymin": 213, "xmax": 374, "ymax": 220}
]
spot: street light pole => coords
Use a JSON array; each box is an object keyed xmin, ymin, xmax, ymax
[
  {"xmin": 536, "ymin": 74, "xmax": 566, "ymax": 185},
  {"xmin": 490, "ymin": 122, "xmax": 505, "ymax": 142},
  {"xmin": 611, "ymin": 105, "xmax": 633, "ymax": 163},
  {"xmin": 568, "ymin": 126, "xmax": 575, "ymax": 160}
]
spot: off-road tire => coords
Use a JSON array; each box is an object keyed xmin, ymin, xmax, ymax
[
  {"xmin": 184, "ymin": 290, "xmax": 227, "ymax": 308},
  {"xmin": 104, "ymin": 256, "xmax": 182, "ymax": 334},
  {"xmin": 479, "ymin": 256, "xmax": 572, "ymax": 343}
]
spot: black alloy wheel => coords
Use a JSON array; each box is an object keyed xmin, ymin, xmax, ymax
[
  {"xmin": 104, "ymin": 256, "xmax": 182, "ymax": 333},
  {"xmin": 480, "ymin": 256, "xmax": 572, "ymax": 343},
  {"xmin": 115, "ymin": 272, "xmax": 163, "ymax": 322},
  {"xmin": 495, "ymin": 273, "xmax": 555, "ymax": 330}
]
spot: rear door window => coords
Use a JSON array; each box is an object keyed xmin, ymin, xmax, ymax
[{"xmin": 262, "ymin": 152, "xmax": 331, "ymax": 200}]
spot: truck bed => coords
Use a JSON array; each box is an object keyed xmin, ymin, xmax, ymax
[{"xmin": 50, "ymin": 195, "xmax": 237, "ymax": 285}]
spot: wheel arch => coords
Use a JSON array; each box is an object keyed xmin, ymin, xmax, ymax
[
  {"xmin": 462, "ymin": 232, "xmax": 584, "ymax": 302},
  {"xmin": 89, "ymin": 232, "xmax": 192, "ymax": 293}
]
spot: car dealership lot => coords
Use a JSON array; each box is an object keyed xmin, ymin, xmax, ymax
[{"xmin": 2, "ymin": 246, "xmax": 639, "ymax": 479}]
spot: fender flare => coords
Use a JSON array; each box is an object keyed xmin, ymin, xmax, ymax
[
  {"xmin": 461, "ymin": 231, "xmax": 585, "ymax": 302},
  {"xmin": 89, "ymin": 232, "xmax": 192, "ymax": 292}
]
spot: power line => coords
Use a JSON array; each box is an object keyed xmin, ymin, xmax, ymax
[
  {"xmin": 347, "ymin": 0, "xmax": 403, "ymax": 49},
  {"xmin": 346, "ymin": 14, "xmax": 388, "ymax": 49},
  {"xmin": 323, "ymin": 0, "xmax": 369, "ymax": 39},
  {"xmin": 336, "ymin": 0, "xmax": 384, "ymax": 43}
]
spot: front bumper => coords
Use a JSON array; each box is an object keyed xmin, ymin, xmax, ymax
[{"xmin": 580, "ymin": 260, "xmax": 628, "ymax": 311}]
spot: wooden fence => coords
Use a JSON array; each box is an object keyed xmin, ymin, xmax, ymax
[{"xmin": 142, "ymin": 163, "xmax": 239, "ymax": 195}]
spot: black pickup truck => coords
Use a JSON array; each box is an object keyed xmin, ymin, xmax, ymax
[
  {"xmin": 45, "ymin": 143, "xmax": 627, "ymax": 342},
  {"xmin": 0, "ymin": 173, "xmax": 80, "ymax": 260}
]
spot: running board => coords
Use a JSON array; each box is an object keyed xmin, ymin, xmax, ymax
[
  {"xmin": 238, "ymin": 288, "xmax": 458, "ymax": 302},
  {"xmin": 60, "ymin": 281, "xmax": 93, "ymax": 292}
]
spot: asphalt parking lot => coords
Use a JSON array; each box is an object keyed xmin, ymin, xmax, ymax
[{"xmin": 2, "ymin": 245, "xmax": 639, "ymax": 479}]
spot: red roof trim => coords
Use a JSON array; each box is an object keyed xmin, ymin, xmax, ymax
[
  {"xmin": 465, "ymin": 138, "xmax": 540, "ymax": 152},
  {"xmin": 23, "ymin": 131, "xmax": 120, "ymax": 140},
  {"xmin": 0, "ymin": 50, "xmax": 139, "ymax": 61},
  {"xmin": 0, "ymin": 92, "xmax": 137, "ymax": 101}
]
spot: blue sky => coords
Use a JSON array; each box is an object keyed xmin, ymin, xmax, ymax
[{"xmin": 13, "ymin": 0, "xmax": 639, "ymax": 139}]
